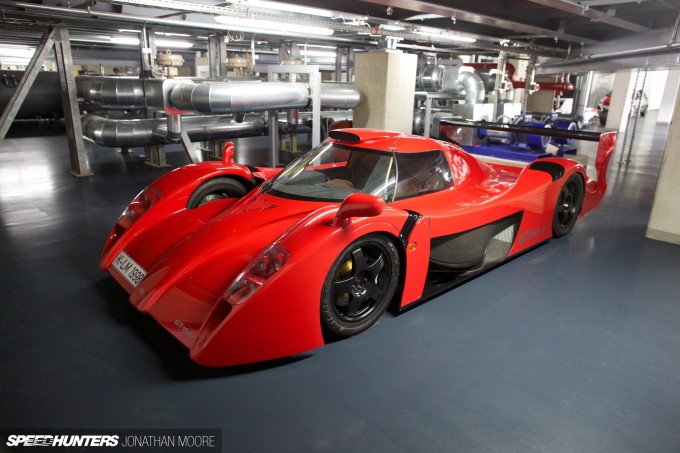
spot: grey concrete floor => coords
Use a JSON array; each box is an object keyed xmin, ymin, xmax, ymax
[{"xmin": 1, "ymin": 114, "xmax": 679, "ymax": 452}]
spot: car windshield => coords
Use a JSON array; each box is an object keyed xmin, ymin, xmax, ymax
[{"xmin": 265, "ymin": 141, "xmax": 453, "ymax": 202}]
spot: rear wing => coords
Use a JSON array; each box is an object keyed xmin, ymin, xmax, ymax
[{"xmin": 438, "ymin": 119, "xmax": 617, "ymax": 215}]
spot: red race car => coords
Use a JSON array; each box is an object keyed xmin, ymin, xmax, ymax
[{"xmin": 101, "ymin": 128, "xmax": 616, "ymax": 366}]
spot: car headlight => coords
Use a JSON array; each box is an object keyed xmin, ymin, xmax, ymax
[
  {"xmin": 117, "ymin": 186, "xmax": 162, "ymax": 229},
  {"xmin": 224, "ymin": 244, "xmax": 291, "ymax": 305}
]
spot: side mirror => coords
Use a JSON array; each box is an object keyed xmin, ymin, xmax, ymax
[
  {"xmin": 222, "ymin": 141, "xmax": 235, "ymax": 164},
  {"xmin": 332, "ymin": 193, "xmax": 385, "ymax": 227}
]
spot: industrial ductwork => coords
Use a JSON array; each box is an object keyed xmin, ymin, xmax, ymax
[
  {"xmin": 77, "ymin": 77, "xmax": 148, "ymax": 109},
  {"xmin": 77, "ymin": 76, "xmax": 360, "ymax": 151},
  {"xmin": 414, "ymin": 64, "xmax": 486, "ymax": 104},
  {"xmin": 82, "ymin": 113, "xmax": 265, "ymax": 148},
  {"xmin": 455, "ymin": 71, "xmax": 486, "ymax": 104},
  {"xmin": 76, "ymin": 77, "xmax": 361, "ymax": 113},
  {"xmin": 169, "ymin": 81, "xmax": 360, "ymax": 114}
]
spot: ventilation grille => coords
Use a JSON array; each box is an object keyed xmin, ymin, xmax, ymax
[{"xmin": 493, "ymin": 224, "xmax": 517, "ymax": 244}]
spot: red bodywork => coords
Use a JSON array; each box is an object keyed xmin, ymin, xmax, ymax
[{"xmin": 101, "ymin": 130, "xmax": 617, "ymax": 366}]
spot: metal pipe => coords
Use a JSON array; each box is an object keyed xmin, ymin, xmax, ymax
[
  {"xmin": 77, "ymin": 76, "xmax": 147, "ymax": 108},
  {"xmin": 286, "ymin": 108, "xmax": 299, "ymax": 132},
  {"xmin": 456, "ymin": 71, "xmax": 486, "ymax": 104},
  {"xmin": 166, "ymin": 114, "xmax": 182, "ymax": 142},
  {"xmin": 539, "ymin": 41, "xmax": 680, "ymax": 67},
  {"xmin": 77, "ymin": 77, "xmax": 361, "ymax": 112},
  {"xmin": 318, "ymin": 83, "xmax": 361, "ymax": 109},
  {"xmin": 170, "ymin": 82, "xmax": 309, "ymax": 114},
  {"xmin": 170, "ymin": 81, "xmax": 360, "ymax": 114},
  {"xmin": 82, "ymin": 113, "xmax": 265, "ymax": 147},
  {"xmin": 464, "ymin": 62, "xmax": 517, "ymax": 84}
]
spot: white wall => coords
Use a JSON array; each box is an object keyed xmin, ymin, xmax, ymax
[
  {"xmin": 647, "ymin": 85, "xmax": 680, "ymax": 244},
  {"xmin": 641, "ymin": 70, "xmax": 667, "ymax": 110}
]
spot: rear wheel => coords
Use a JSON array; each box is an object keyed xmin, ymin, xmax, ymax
[
  {"xmin": 321, "ymin": 235, "xmax": 399, "ymax": 337},
  {"xmin": 187, "ymin": 177, "xmax": 248, "ymax": 209},
  {"xmin": 552, "ymin": 174, "xmax": 584, "ymax": 238}
]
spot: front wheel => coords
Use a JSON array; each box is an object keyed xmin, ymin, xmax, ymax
[
  {"xmin": 552, "ymin": 174, "xmax": 584, "ymax": 238},
  {"xmin": 321, "ymin": 235, "xmax": 400, "ymax": 337},
  {"xmin": 186, "ymin": 177, "xmax": 248, "ymax": 209}
]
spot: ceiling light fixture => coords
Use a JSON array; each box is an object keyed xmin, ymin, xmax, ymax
[
  {"xmin": 215, "ymin": 16, "xmax": 334, "ymax": 36},
  {"xmin": 415, "ymin": 28, "xmax": 476, "ymax": 43},
  {"xmin": 299, "ymin": 50, "xmax": 337, "ymax": 58},
  {"xmin": 230, "ymin": 0, "xmax": 333, "ymax": 18},
  {"xmin": 155, "ymin": 32, "xmax": 192, "ymax": 38},
  {"xmin": 380, "ymin": 24, "xmax": 406, "ymax": 31},
  {"xmin": 156, "ymin": 38, "xmax": 194, "ymax": 49},
  {"xmin": 109, "ymin": 36, "xmax": 194, "ymax": 48}
]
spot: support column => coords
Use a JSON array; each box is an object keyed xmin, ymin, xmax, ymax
[
  {"xmin": 208, "ymin": 34, "xmax": 227, "ymax": 79},
  {"xmin": 646, "ymin": 87, "xmax": 680, "ymax": 244},
  {"xmin": 353, "ymin": 51, "xmax": 417, "ymax": 133},
  {"xmin": 605, "ymin": 69, "xmax": 633, "ymax": 131},
  {"xmin": 54, "ymin": 26, "xmax": 91, "ymax": 176},
  {"xmin": 657, "ymin": 69, "xmax": 680, "ymax": 125}
]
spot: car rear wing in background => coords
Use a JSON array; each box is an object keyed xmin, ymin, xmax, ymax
[{"xmin": 437, "ymin": 118, "xmax": 617, "ymax": 215}]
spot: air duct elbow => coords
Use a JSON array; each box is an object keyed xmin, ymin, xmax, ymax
[{"xmin": 457, "ymin": 72, "xmax": 486, "ymax": 104}]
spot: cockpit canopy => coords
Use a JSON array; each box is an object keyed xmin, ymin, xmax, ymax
[{"xmin": 266, "ymin": 141, "xmax": 454, "ymax": 202}]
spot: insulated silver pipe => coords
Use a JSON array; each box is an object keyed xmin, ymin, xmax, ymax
[
  {"xmin": 166, "ymin": 114, "xmax": 182, "ymax": 142},
  {"xmin": 170, "ymin": 81, "xmax": 361, "ymax": 114},
  {"xmin": 82, "ymin": 114, "xmax": 265, "ymax": 148},
  {"xmin": 77, "ymin": 77, "xmax": 147, "ymax": 108},
  {"xmin": 77, "ymin": 77, "xmax": 361, "ymax": 112},
  {"xmin": 456, "ymin": 72, "xmax": 486, "ymax": 104},
  {"xmin": 319, "ymin": 83, "xmax": 361, "ymax": 109},
  {"xmin": 170, "ymin": 82, "xmax": 310, "ymax": 114}
]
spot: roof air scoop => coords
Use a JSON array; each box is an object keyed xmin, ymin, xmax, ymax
[{"xmin": 328, "ymin": 130, "xmax": 362, "ymax": 143}]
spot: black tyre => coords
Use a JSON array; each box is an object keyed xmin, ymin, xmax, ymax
[
  {"xmin": 552, "ymin": 174, "xmax": 584, "ymax": 238},
  {"xmin": 186, "ymin": 177, "xmax": 248, "ymax": 209},
  {"xmin": 321, "ymin": 235, "xmax": 400, "ymax": 337}
]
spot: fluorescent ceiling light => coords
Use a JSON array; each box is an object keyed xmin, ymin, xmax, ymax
[
  {"xmin": 155, "ymin": 32, "xmax": 192, "ymax": 38},
  {"xmin": 110, "ymin": 36, "xmax": 194, "ymax": 48},
  {"xmin": 299, "ymin": 50, "xmax": 337, "ymax": 57},
  {"xmin": 71, "ymin": 35, "xmax": 117, "ymax": 44},
  {"xmin": 231, "ymin": 0, "xmax": 333, "ymax": 18},
  {"xmin": 380, "ymin": 24, "xmax": 406, "ymax": 31},
  {"xmin": 110, "ymin": 36, "xmax": 140, "ymax": 46},
  {"xmin": 215, "ymin": 16, "xmax": 334, "ymax": 36},
  {"xmin": 415, "ymin": 29, "xmax": 476, "ymax": 43},
  {"xmin": 298, "ymin": 44, "xmax": 336, "ymax": 50},
  {"xmin": 0, "ymin": 47, "xmax": 35, "ymax": 58},
  {"xmin": 405, "ymin": 14, "xmax": 445, "ymax": 21},
  {"xmin": 156, "ymin": 39, "xmax": 194, "ymax": 48}
]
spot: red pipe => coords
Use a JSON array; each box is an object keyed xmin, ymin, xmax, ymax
[
  {"xmin": 465, "ymin": 63, "xmax": 573, "ymax": 93},
  {"xmin": 513, "ymin": 80, "xmax": 574, "ymax": 92},
  {"xmin": 464, "ymin": 62, "xmax": 516, "ymax": 81}
]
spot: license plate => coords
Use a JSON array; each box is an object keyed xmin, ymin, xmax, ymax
[{"xmin": 112, "ymin": 251, "xmax": 147, "ymax": 288}]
